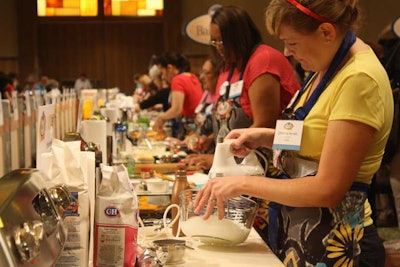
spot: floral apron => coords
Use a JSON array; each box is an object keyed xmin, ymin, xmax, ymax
[
  {"xmin": 268, "ymin": 31, "xmax": 369, "ymax": 267},
  {"xmin": 193, "ymin": 93, "xmax": 215, "ymax": 153}
]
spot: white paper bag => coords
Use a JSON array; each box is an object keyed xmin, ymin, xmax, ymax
[
  {"xmin": 94, "ymin": 164, "xmax": 139, "ymax": 267},
  {"xmin": 47, "ymin": 139, "xmax": 93, "ymax": 267}
]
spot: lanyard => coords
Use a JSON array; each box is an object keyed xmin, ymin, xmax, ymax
[
  {"xmin": 282, "ymin": 31, "xmax": 357, "ymax": 120},
  {"xmin": 222, "ymin": 63, "xmax": 246, "ymax": 100}
]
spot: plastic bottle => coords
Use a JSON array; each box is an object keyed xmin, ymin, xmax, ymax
[
  {"xmin": 114, "ymin": 121, "xmax": 127, "ymax": 160},
  {"xmin": 126, "ymin": 152, "xmax": 135, "ymax": 178},
  {"xmin": 170, "ymin": 164, "xmax": 190, "ymax": 237}
]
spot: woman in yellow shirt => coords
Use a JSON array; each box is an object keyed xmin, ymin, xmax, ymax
[{"xmin": 194, "ymin": 1, "xmax": 393, "ymax": 266}]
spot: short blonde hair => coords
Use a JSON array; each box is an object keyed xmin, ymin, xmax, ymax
[
  {"xmin": 138, "ymin": 74, "xmax": 151, "ymax": 87},
  {"xmin": 148, "ymin": 65, "xmax": 161, "ymax": 80}
]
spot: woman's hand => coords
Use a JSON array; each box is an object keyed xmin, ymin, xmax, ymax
[
  {"xmin": 193, "ymin": 176, "xmax": 243, "ymax": 219},
  {"xmin": 152, "ymin": 116, "xmax": 165, "ymax": 133},
  {"xmin": 184, "ymin": 134, "xmax": 213, "ymax": 152},
  {"xmin": 182, "ymin": 154, "xmax": 214, "ymax": 170},
  {"xmin": 226, "ymin": 128, "xmax": 274, "ymax": 157},
  {"xmin": 166, "ymin": 136, "xmax": 185, "ymax": 147}
]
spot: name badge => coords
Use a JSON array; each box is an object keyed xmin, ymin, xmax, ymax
[
  {"xmin": 229, "ymin": 80, "xmax": 243, "ymax": 99},
  {"xmin": 205, "ymin": 104, "xmax": 213, "ymax": 115},
  {"xmin": 194, "ymin": 103, "xmax": 204, "ymax": 114},
  {"xmin": 219, "ymin": 81, "xmax": 229, "ymax": 96},
  {"xmin": 272, "ymin": 120, "xmax": 304, "ymax": 151}
]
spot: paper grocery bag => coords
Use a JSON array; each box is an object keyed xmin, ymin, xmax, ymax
[
  {"xmin": 94, "ymin": 164, "xmax": 139, "ymax": 267},
  {"xmin": 46, "ymin": 139, "xmax": 94, "ymax": 267}
]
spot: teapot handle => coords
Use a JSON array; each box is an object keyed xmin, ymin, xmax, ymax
[{"xmin": 162, "ymin": 204, "xmax": 181, "ymax": 238}]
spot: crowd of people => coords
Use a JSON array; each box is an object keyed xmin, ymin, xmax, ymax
[
  {"xmin": 0, "ymin": 71, "xmax": 94, "ymax": 102},
  {"xmin": 189, "ymin": 1, "xmax": 394, "ymax": 267},
  {"xmin": 128, "ymin": 2, "xmax": 398, "ymax": 267},
  {"xmin": 2, "ymin": 1, "xmax": 397, "ymax": 265}
]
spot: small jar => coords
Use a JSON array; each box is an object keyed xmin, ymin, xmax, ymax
[{"xmin": 140, "ymin": 167, "xmax": 152, "ymax": 179}]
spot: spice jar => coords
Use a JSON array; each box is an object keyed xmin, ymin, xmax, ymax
[{"xmin": 140, "ymin": 167, "xmax": 152, "ymax": 179}]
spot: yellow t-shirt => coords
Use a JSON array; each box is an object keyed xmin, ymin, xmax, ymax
[{"xmin": 294, "ymin": 48, "xmax": 394, "ymax": 226}]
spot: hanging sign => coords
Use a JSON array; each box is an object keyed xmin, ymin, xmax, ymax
[
  {"xmin": 392, "ymin": 17, "xmax": 400, "ymax": 38},
  {"xmin": 184, "ymin": 4, "xmax": 221, "ymax": 45}
]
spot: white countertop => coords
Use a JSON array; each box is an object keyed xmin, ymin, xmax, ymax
[
  {"xmin": 136, "ymin": 172, "xmax": 284, "ymax": 266},
  {"xmin": 138, "ymin": 227, "xmax": 284, "ymax": 267}
]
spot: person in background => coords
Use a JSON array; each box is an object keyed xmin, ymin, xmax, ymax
[
  {"xmin": 184, "ymin": 57, "xmax": 220, "ymax": 153},
  {"xmin": 185, "ymin": 4, "xmax": 300, "ymax": 246},
  {"xmin": 0, "ymin": 71, "xmax": 13, "ymax": 102},
  {"xmin": 184, "ymin": 5, "xmax": 299, "ymax": 169},
  {"xmin": 133, "ymin": 73, "xmax": 152, "ymax": 103},
  {"xmin": 23, "ymin": 74, "xmax": 37, "ymax": 93},
  {"xmin": 375, "ymin": 18, "xmax": 400, "ymax": 230},
  {"xmin": 8, "ymin": 72, "xmax": 22, "ymax": 94},
  {"xmin": 74, "ymin": 73, "xmax": 92, "ymax": 97},
  {"xmin": 46, "ymin": 78, "xmax": 60, "ymax": 91},
  {"xmin": 194, "ymin": 1, "xmax": 392, "ymax": 266},
  {"xmin": 138, "ymin": 65, "xmax": 171, "ymax": 112},
  {"xmin": 35, "ymin": 75, "xmax": 49, "ymax": 95},
  {"xmin": 132, "ymin": 73, "xmax": 143, "ymax": 97},
  {"xmin": 152, "ymin": 52, "xmax": 203, "ymax": 140}
]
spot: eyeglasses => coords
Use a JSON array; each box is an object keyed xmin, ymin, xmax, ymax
[
  {"xmin": 210, "ymin": 40, "xmax": 223, "ymax": 47},
  {"xmin": 200, "ymin": 70, "xmax": 214, "ymax": 76}
]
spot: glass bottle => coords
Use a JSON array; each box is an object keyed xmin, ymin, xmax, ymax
[
  {"xmin": 170, "ymin": 164, "xmax": 190, "ymax": 237},
  {"xmin": 217, "ymin": 118, "xmax": 230, "ymax": 143}
]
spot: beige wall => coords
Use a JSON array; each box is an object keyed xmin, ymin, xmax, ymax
[{"xmin": 181, "ymin": 0, "xmax": 400, "ymax": 57}]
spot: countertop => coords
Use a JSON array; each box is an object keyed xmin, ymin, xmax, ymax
[
  {"xmin": 138, "ymin": 227, "xmax": 284, "ymax": 267},
  {"xmin": 136, "ymin": 172, "xmax": 284, "ymax": 266}
]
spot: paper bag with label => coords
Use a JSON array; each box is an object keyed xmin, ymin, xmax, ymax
[
  {"xmin": 47, "ymin": 139, "xmax": 92, "ymax": 267},
  {"xmin": 94, "ymin": 164, "xmax": 139, "ymax": 267}
]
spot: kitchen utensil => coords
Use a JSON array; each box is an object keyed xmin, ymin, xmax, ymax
[
  {"xmin": 178, "ymin": 189, "xmax": 258, "ymax": 245},
  {"xmin": 0, "ymin": 169, "xmax": 71, "ymax": 267},
  {"xmin": 153, "ymin": 239, "xmax": 186, "ymax": 265},
  {"xmin": 146, "ymin": 180, "xmax": 170, "ymax": 193},
  {"xmin": 208, "ymin": 139, "xmax": 266, "ymax": 179}
]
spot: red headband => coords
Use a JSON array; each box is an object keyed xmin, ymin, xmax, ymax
[{"xmin": 286, "ymin": 0, "xmax": 331, "ymax": 23}]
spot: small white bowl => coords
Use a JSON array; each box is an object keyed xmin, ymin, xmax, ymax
[
  {"xmin": 131, "ymin": 180, "xmax": 144, "ymax": 192},
  {"xmin": 153, "ymin": 239, "xmax": 186, "ymax": 265},
  {"xmin": 146, "ymin": 180, "xmax": 169, "ymax": 193}
]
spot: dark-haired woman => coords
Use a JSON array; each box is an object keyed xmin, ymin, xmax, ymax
[
  {"xmin": 185, "ymin": 4, "xmax": 299, "ymax": 169},
  {"xmin": 152, "ymin": 52, "xmax": 203, "ymax": 139}
]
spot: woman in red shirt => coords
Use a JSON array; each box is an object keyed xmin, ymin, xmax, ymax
[{"xmin": 152, "ymin": 52, "xmax": 203, "ymax": 139}]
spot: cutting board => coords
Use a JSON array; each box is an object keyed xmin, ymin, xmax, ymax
[{"xmin": 134, "ymin": 163, "xmax": 196, "ymax": 174}]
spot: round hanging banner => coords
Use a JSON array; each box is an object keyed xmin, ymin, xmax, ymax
[
  {"xmin": 184, "ymin": 4, "xmax": 221, "ymax": 45},
  {"xmin": 184, "ymin": 14, "xmax": 211, "ymax": 45},
  {"xmin": 392, "ymin": 17, "xmax": 400, "ymax": 38}
]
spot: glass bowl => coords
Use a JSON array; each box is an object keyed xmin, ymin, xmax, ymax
[{"xmin": 179, "ymin": 189, "xmax": 258, "ymax": 246}]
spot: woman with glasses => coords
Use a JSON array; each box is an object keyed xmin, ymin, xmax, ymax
[
  {"xmin": 185, "ymin": 5, "xmax": 299, "ymax": 167},
  {"xmin": 184, "ymin": 57, "xmax": 220, "ymax": 154},
  {"xmin": 194, "ymin": 0, "xmax": 392, "ymax": 266},
  {"xmin": 184, "ymin": 4, "xmax": 300, "ymax": 244}
]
